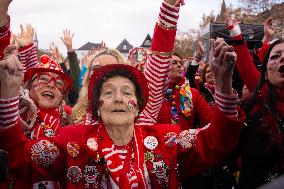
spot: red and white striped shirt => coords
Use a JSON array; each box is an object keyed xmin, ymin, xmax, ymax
[
  {"xmin": 0, "ymin": 96, "xmax": 19, "ymax": 131},
  {"xmin": 137, "ymin": 2, "xmax": 179, "ymax": 126},
  {"xmin": 18, "ymin": 43, "xmax": 38, "ymax": 73}
]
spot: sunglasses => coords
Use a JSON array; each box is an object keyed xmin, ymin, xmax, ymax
[{"xmin": 36, "ymin": 73, "xmax": 67, "ymax": 91}]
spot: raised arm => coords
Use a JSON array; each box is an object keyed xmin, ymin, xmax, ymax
[
  {"xmin": 0, "ymin": 54, "xmax": 64, "ymax": 182},
  {"xmin": 137, "ymin": 0, "xmax": 182, "ymax": 126},
  {"xmin": 60, "ymin": 29, "xmax": 80, "ymax": 95},
  {"xmin": 16, "ymin": 24, "xmax": 38, "ymax": 72},
  {"xmin": 185, "ymin": 33, "xmax": 205, "ymax": 88},
  {"xmin": 225, "ymin": 17, "xmax": 260, "ymax": 92},
  {"xmin": 177, "ymin": 39, "xmax": 244, "ymax": 177},
  {"xmin": 0, "ymin": 0, "xmax": 12, "ymax": 60}
]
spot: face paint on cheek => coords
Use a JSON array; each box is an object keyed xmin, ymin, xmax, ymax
[
  {"xmin": 99, "ymin": 99, "xmax": 105, "ymax": 111},
  {"xmin": 32, "ymin": 84, "xmax": 41, "ymax": 91},
  {"xmin": 268, "ymin": 59, "xmax": 278, "ymax": 65},
  {"xmin": 128, "ymin": 99, "xmax": 137, "ymax": 112}
]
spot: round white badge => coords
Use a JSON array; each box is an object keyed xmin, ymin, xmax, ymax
[
  {"xmin": 144, "ymin": 136, "xmax": 158, "ymax": 150},
  {"xmin": 86, "ymin": 138, "xmax": 98, "ymax": 151}
]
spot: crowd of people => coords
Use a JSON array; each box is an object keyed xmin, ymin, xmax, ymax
[{"xmin": 0, "ymin": 0, "xmax": 283, "ymax": 188}]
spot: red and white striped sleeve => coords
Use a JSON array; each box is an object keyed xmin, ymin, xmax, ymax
[
  {"xmin": 137, "ymin": 1, "xmax": 179, "ymax": 126},
  {"xmin": 214, "ymin": 90, "xmax": 239, "ymax": 119},
  {"xmin": 18, "ymin": 43, "xmax": 38, "ymax": 73},
  {"xmin": 159, "ymin": 1, "xmax": 180, "ymax": 28},
  {"xmin": 0, "ymin": 16, "xmax": 11, "ymax": 61},
  {"xmin": 0, "ymin": 16, "xmax": 10, "ymax": 40},
  {"xmin": 0, "ymin": 96, "xmax": 20, "ymax": 131}
]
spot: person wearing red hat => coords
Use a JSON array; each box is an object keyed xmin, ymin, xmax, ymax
[
  {"xmin": 0, "ymin": 1, "xmax": 74, "ymax": 188},
  {"xmin": 0, "ymin": 0, "xmax": 245, "ymax": 188},
  {"xmin": 22, "ymin": 54, "xmax": 72, "ymax": 139}
]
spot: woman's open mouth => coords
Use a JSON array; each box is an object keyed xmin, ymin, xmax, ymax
[{"xmin": 41, "ymin": 91, "xmax": 55, "ymax": 99}]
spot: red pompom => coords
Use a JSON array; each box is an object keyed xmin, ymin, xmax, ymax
[{"xmin": 40, "ymin": 55, "xmax": 51, "ymax": 64}]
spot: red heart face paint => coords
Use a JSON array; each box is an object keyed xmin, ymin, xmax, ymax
[{"xmin": 128, "ymin": 99, "xmax": 137, "ymax": 111}]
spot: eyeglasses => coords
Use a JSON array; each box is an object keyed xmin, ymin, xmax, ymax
[{"xmin": 36, "ymin": 73, "xmax": 67, "ymax": 91}]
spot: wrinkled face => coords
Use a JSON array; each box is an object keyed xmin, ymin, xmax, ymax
[
  {"xmin": 98, "ymin": 76, "xmax": 139, "ymax": 127},
  {"xmin": 29, "ymin": 72, "xmax": 64, "ymax": 109},
  {"xmin": 205, "ymin": 66, "xmax": 214, "ymax": 85},
  {"xmin": 267, "ymin": 42, "xmax": 284, "ymax": 89},
  {"xmin": 170, "ymin": 55, "xmax": 184, "ymax": 82}
]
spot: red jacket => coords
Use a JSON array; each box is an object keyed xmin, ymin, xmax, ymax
[
  {"xmin": 0, "ymin": 106, "xmax": 244, "ymax": 188},
  {"xmin": 157, "ymin": 77, "xmax": 212, "ymax": 130}
]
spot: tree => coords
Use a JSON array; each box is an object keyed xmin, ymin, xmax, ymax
[
  {"xmin": 200, "ymin": 11, "xmax": 216, "ymax": 28},
  {"xmin": 237, "ymin": 0, "xmax": 282, "ymax": 13},
  {"xmin": 237, "ymin": 0, "xmax": 284, "ymax": 37},
  {"xmin": 173, "ymin": 29, "xmax": 197, "ymax": 59},
  {"xmin": 199, "ymin": 0, "xmax": 283, "ymax": 37}
]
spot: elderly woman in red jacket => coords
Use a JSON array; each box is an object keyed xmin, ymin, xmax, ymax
[{"xmin": 0, "ymin": 0, "xmax": 244, "ymax": 188}]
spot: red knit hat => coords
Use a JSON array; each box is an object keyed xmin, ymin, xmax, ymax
[
  {"xmin": 24, "ymin": 55, "xmax": 72, "ymax": 91},
  {"xmin": 88, "ymin": 64, "xmax": 149, "ymax": 113}
]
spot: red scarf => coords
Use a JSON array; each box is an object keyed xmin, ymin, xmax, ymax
[
  {"xmin": 26, "ymin": 107, "xmax": 62, "ymax": 139},
  {"xmin": 98, "ymin": 124, "xmax": 148, "ymax": 188}
]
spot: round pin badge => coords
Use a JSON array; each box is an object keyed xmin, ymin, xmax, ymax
[
  {"xmin": 44, "ymin": 129, "xmax": 55, "ymax": 137},
  {"xmin": 67, "ymin": 142, "xmax": 80, "ymax": 158},
  {"xmin": 164, "ymin": 132, "xmax": 178, "ymax": 147},
  {"xmin": 144, "ymin": 136, "xmax": 158, "ymax": 150},
  {"xmin": 30, "ymin": 140, "xmax": 59, "ymax": 167},
  {"xmin": 86, "ymin": 138, "xmax": 98, "ymax": 151},
  {"xmin": 67, "ymin": 166, "xmax": 82, "ymax": 183}
]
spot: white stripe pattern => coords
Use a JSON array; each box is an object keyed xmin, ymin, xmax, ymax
[
  {"xmin": 0, "ymin": 96, "xmax": 20, "ymax": 130},
  {"xmin": 18, "ymin": 44, "xmax": 39, "ymax": 73},
  {"xmin": 214, "ymin": 90, "xmax": 239, "ymax": 119},
  {"xmin": 158, "ymin": 2, "xmax": 179, "ymax": 28},
  {"xmin": 0, "ymin": 16, "xmax": 10, "ymax": 39}
]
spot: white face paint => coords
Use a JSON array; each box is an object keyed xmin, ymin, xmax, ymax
[
  {"xmin": 99, "ymin": 76, "xmax": 139, "ymax": 127},
  {"xmin": 267, "ymin": 42, "xmax": 284, "ymax": 89}
]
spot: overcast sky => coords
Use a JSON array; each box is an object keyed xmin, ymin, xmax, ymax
[{"xmin": 8, "ymin": 0, "xmax": 235, "ymax": 53}]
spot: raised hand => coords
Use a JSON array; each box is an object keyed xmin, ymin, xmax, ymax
[
  {"xmin": 209, "ymin": 38, "xmax": 236, "ymax": 95},
  {"xmin": 97, "ymin": 41, "xmax": 107, "ymax": 52},
  {"xmin": 0, "ymin": 0, "xmax": 12, "ymax": 26},
  {"xmin": 0, "ymin": 53, "xmax": 24, "ymax": 98},
  {"xmin": 15, "ymin": 24, "xmax": 34, "ymax": 47},
  {"xmin": 49, "ymin": 42, "xmax": 63, "ymax": 63},
  {"xmin": 60, "ymin": 29, "xmax": 74, "ymax": 52},
  {"xmin": 263, "ymin": 17, "xmax": 275, "ymax": 43},
  {"xmin": 225, "ymin": 16, "xmax": 241, "ymax": 39},
  {"xmin": 197, "ymin": 33, "xmax": 205, "ymax": 55},
  {"xmin": 82, "ymin": 48, "xmax": 96, "ymax": 67}
]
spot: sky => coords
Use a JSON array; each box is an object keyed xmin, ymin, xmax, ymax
[{"xmin": 8, "ymin": 0, "xmax": 236, "ymax": 54}]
